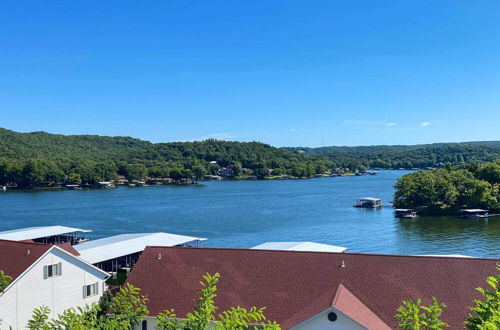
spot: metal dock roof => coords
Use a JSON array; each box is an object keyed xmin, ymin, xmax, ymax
[
  {"xmin": 74, "ymin": 232, "xmax": 206, "ymax": 264},
  {"xmin": 251, "ymin": 241, "xmax": 347, "ymax": 253},
  {"xmin": 0, "ymin": 225, "xmax": 92, "ymax": 241}
]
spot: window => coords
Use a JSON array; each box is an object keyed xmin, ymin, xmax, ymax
[
  {"xmin": 142, "ymin": 320, "xmax": 148, "ymax": 330},
  {"xmin": 83, "ymin": 282, "xmax": 99, "ymax": 298},
  {"xmin": 43, "ymin": 262, "xmax": 62, "ymax": 279}
]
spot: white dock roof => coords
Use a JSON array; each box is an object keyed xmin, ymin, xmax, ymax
[
  {"xmin": 74, "ymin": 232, "xmax": 206, "ymax": 264},
  {"xmin": 251, "ymin": 241, "xmax": 347, "ymax": 253},
  {"xmin": 0, "ymin": 225, "xmax": 91, "ymax": 241}
]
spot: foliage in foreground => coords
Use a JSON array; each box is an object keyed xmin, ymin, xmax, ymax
[
  {"xmin": 27, "ymin": 283, "xmax": 149, "ymax": 330},
  {"xmin": 155, "ymin": 272, "xmax": 280, "ymax": 329},
  {"xmin": 25, "ymin": 273, "xmax": 279, "ymax": 329},
  {"xmin": 0, "ymin": 269, "xmax": 12, "ymax": 292},
  {"xmin": 395, "ymin": 297, "xmax": 448, "ymax": 330},
  {"xmin": 465, "ymin": 265, "xmax": 500, "ymax": 330}
]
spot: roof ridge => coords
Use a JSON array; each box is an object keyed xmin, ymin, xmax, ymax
[
  {"xmin": 0, "ymin": 239, "xmax": 52, "ymax": 247},
  {"xmin": 144, "ymin": 246, "xmax": 498, "ymax": 261}
]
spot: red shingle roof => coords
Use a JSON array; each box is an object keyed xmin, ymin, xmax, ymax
[
  {"xmin": 126, "ymin": 247, "xmax": 498, "ymax": 329},
  {"xmin": 0, "ymin": 239, "xmax": 52, "ymax": 282},
  {"xmin": 0, "ymin": 240, "xmax": 80, "ymax": 283}
]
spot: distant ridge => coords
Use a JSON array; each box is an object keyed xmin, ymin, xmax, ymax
[{"xmin": 284, "ymin": 141, "xmax": 500, "ymax": 154}]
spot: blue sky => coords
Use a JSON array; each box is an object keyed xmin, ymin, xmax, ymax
[{"xmin": 1, "ymin": 1, "xmax": 499, "ymax": 147}]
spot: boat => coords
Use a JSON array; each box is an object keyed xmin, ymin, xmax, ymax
[
  {"xmin": 354, "ymin": 197, "xmax": 382, "ymax": 208},
  {"xmin": 459, "ymin": 209, "xmax": 489, "ymax": 219},
  {"xmin": 395, "ymin": 209, "xmax": 418, "ymax": 218},
  {"xmin": 65, "ymin": 184, "xmax": 82, "ymax": 190}
]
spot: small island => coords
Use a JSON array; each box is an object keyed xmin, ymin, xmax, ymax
[{"xmin": 393, "ymin": 161, "xmax": 500, "ymax": 216}]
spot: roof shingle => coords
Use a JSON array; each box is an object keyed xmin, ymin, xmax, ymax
[{"xmin": 126, "ymin": 247, "xmax": 498, "ymax": 329}]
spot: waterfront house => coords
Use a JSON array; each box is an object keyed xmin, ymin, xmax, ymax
[
  {"xmin": 147, "ymin": 177, "xmax": 173, "ymax": 184},
  {"xmin": 218, "ymin": 167, "xmax": 235, "ymax": 177},
  {"xmin": 354, "ymin": 197, "xmax": 382, "ymax": 208},
  {"xmin": 126, "ymin": 247, "xmax": 497, "ymax": 330},
  {"xmin": 0, "ymin": 240, "xmax": 109, "ymax": 329}
]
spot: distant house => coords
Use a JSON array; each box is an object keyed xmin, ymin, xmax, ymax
[
  {"xmin": 218, "ymin": 167, "xmax": 235, "ymax": 177},
  {"xmin": 126, "ymin": 247, "xmax": 497, "ymax": 330},
  {"xmin": 114, "ymin": 175, "xmax": 128, "ymax": 185},
  {"xmin": 0, "ymin": 240, "xmax": 109, "ymax": 329},
  {"xmin": 147, "ymin": 177, "xmax": 173, "ymax": 185}
]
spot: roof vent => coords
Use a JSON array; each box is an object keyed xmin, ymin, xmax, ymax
[
  {"xmin": 328, "ymin": 312, "xmax": 338, "ymax": 322},
  {"xmin": 26, "ymin": 249, "xmax": 31, "ymax": 256},
  {"xmin": 339, "ymin": 260, "xmax": 346, "ymax": 268},
  {"xmin": 157, "ymin": 253, "xmax": 162, "ymax": 260}
]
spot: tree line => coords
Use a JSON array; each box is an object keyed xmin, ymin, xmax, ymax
[
  {"xmin": 394, "ymin": 161, "xmax": 500, "ymax": 215},
  {"xmin": 0, "ymin": 128, "xmax": 335, "ymax": 187},
  {"xmin": 286, "ymin": 143, "xmax": 500, "ymax": 170}
]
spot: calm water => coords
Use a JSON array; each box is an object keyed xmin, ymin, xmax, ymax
[{"xmin": 0, "ymin": 171, "xmax": 499, "ymax": 258}]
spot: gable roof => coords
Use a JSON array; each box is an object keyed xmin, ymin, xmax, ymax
[
  {"xmin": 0, "ymin": 239, "xmax": 106, "ymax": 288},
  {"xmin": 126, "ymin": 247, "xmax": 498, "ymax": 329},
  {"xmin": 0, "ymin": 239, "xmax": 52, "ymax": 281}
]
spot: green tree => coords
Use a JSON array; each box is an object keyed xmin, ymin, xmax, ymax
[
  {"xmin": 192, "ymin": 164, "xmax": 207, "ymax": 181},
  {"xmin": 232, "ymin": 161, "xmax": 243, "ymax": 177},
  {"xmin": 395, "ymin": 297, "xmax": 448, "ymax": 330},
  {"xmin": 466, "ymin": 264, "xmax": 500, "ymax": 329},
  {"xmin": 26, "ymin": 283, "xmax": 148, "ymax": 329},
  {"xmin": 0, "ymin": 269, "xmax": 12, "ymax": 292},
  {"xmin": 155, "ymin": 273, "xmax": 280, "ymax": 330},
  {"xmin": 67, "ymin": 173, "xmax": 82, "ymax": 184},
  {"xmin": 123, "ymin": 164, "xmax": 148, "ymax": 181}
]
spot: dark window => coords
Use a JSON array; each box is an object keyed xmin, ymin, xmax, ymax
[
  {"xmin": 142, "ymin": 320, "xmax": 147, "ymax": 330},
  {"xmin": 327, "ymin": 312, "xmax": 338, "ymax": 322}
]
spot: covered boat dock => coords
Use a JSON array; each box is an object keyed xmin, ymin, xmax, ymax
[
  {"xmin": 354, "ymin": 197, "xmax": 382, "ymax": 208},
  {"xmin": 74, "ymin": 232, "xmax": 206, "ymax": 272},
  {"xmin": 459, "ymin": 209, "xmax": 489, "ymax": 219},
  {"xmin": 0, "ymin": 225, "xmax": 91, "ymax": 245},
  {"xmin": 251, "ymin": 241, "xmax": 347, "ymax": 253}
]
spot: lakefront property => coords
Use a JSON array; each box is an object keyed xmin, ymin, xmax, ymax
[
  {"xmin": 2, "ymin": 0, "xmax": 500, "ymax": 328},
  {"xmin": 0, "ymin": 228, "xmax": 498, "ymax": 329}
]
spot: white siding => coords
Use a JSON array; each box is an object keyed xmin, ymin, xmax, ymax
[
  {"xmin": 0, "ymin": 248, "xmax": 107, "ymax": 330},
  {"xmin": 290, "ymin": 308, "xmax": 367, "ymax": 330},
  {"xmin": 134, "ymin": 309, "xmax": 366, "ymax": 330}
]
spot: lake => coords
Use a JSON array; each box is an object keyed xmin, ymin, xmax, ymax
[{"xmin": 0, "ymin": 171, "xmax": 498, "ymax": 258}]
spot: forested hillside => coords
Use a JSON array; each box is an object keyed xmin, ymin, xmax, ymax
[
  {"xmin": 285, "ymin": 142, "xmax": 500, "ymax": 169},
  {"xmin": 0, "ymin": 128, "xmax": 333, "ymax": 187}
]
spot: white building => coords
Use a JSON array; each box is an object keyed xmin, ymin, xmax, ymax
[
  {"xmin": 0, "ymin": 239, "xmax": 109, "ymax": 329},
  {"xmin": 0, "ymin": 225, "xmax": 92, "ymax": 245},
  {"xmin": 74, "ymin": 232, "xmax": 206, "ymax": 272},
  {"xmin": 251, "ymin": 241, "xmax": 347, "ymax": 253}
]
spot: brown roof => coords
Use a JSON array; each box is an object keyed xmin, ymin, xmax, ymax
[
  {"xmin": 0, "ymin": 240, "xmax": 80, "ymax": 283},
  {"xmin": 126, "ymin": 247, "xmax": 498, "ymax": 329},
  {"xmin": 0, "ymin": 239, "xmax": 53, "ymax": 282}
]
